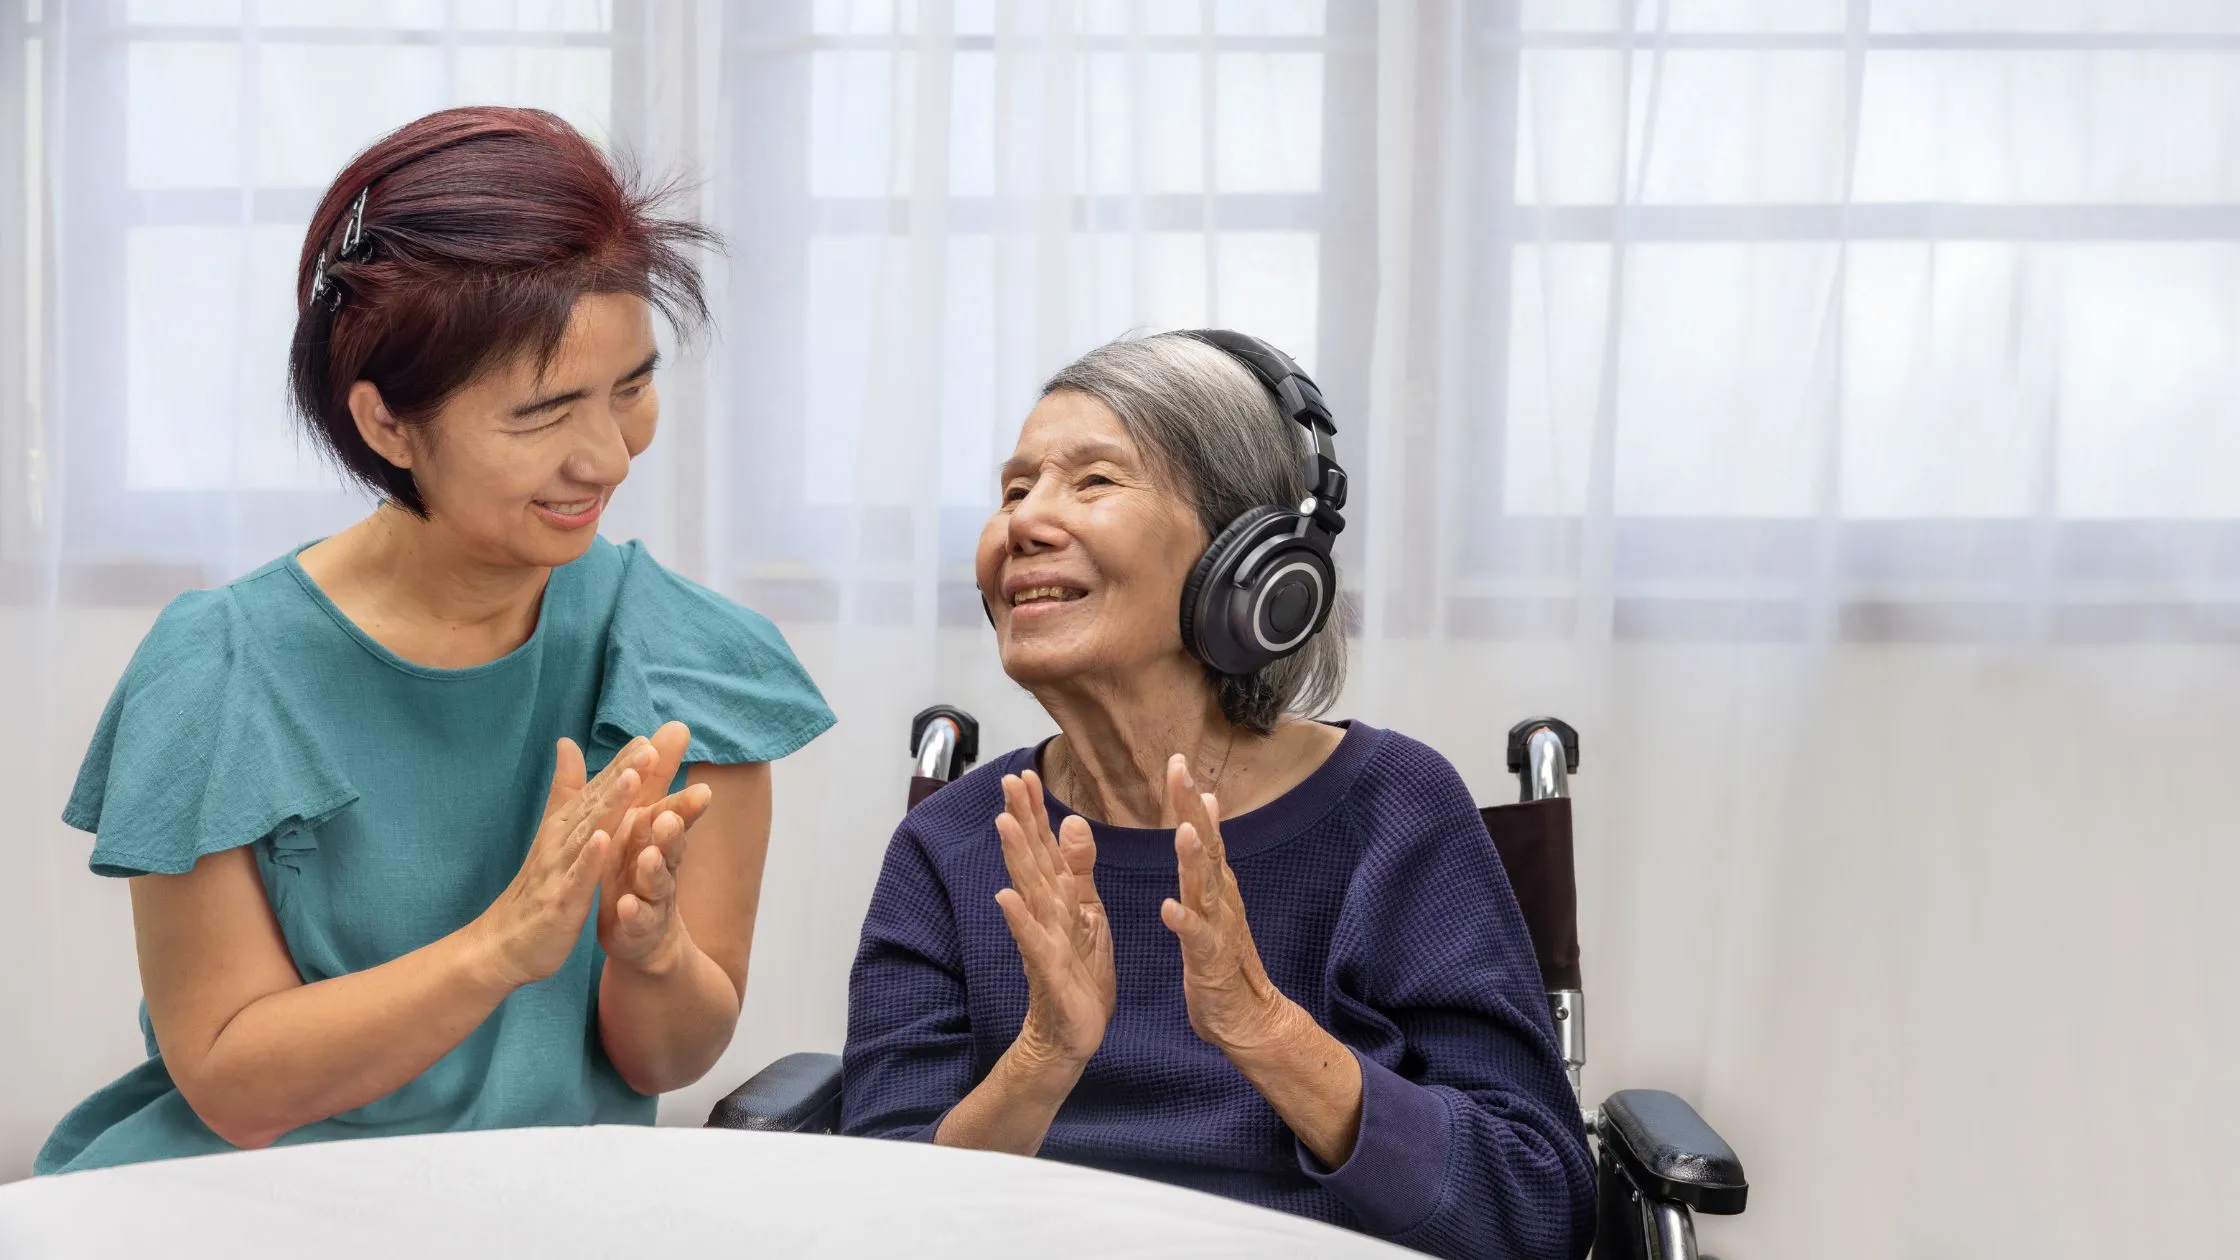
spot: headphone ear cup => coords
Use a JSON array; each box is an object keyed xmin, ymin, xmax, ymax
[{"xmin": 1180, "ymin": 505, "xmax": 1292, "ymax": 674}]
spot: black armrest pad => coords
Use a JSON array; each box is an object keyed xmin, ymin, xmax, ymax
[
  {"xmin": 705, "ymin": 1052, "xmax": 844, "ymax": 1134},
  {"xmin": 1596, "ymin": 1089, "xmax": 1748, "ymax": 1215}
]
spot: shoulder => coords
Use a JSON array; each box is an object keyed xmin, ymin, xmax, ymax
[
  {"xmin": 1353, "ymin": 725, "xmax": 1476, "ymax": 801},
  {"xmin": 581, "ymin": 538, "xmax": 834, "ymax": 765},
  {"xmin": 1333, "ymin": 723, "xmax": 1486, "ymax": 849},
  {"xmin": 588, "ymin": 537, "xmax": 786, "ymax": 642},
  {"xmin": 127, "ymin": 555, "xmax": 308, "ymax": 679}
]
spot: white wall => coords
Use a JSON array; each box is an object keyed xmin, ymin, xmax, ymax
[{"xmin": 6, "ymin": 611, "xmax": 2234, "ymax": 1257}]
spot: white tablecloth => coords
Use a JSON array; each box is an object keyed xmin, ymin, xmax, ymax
[{"xmin": 0, "ymin": 1125, "xmax": 1415, "ymax": 1258}]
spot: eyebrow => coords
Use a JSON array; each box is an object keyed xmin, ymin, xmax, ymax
[
  {"xmin": 998, "ymin": 438, "xmax": 1134, "ymax": 480},
  {"xmin": 509, "ymin": 350, "xmax": 662, "ymax": 419}
]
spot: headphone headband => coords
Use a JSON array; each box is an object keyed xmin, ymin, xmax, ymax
[{"xmin": 1178, "ymin": 330, "xmax": 1347, "ymax": 541}]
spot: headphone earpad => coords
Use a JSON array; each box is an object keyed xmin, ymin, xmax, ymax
[{"xmin": 1180, "ymin": 505, "xmax": 1292, "ymax": 673}]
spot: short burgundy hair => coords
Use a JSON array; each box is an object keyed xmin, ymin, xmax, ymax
[{"xmin": 288, "ymin": 106, "xmax": 716, "ymax": 516}]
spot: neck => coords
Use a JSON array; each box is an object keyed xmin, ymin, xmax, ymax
[
  {"xmin": 302, "ymin": 503, "xmax": 552, "ymax": 667},
  {"xmin": 1033, "ymin": 656, "xmax": 1244, "ymax": 828}
]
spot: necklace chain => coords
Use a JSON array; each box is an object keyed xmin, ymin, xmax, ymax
[{"xmin": 1056, "ymin": 725, "xmax": 1240, "ymax": 819}]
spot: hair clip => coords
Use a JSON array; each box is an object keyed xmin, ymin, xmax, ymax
[
  {"xmin": 337, "ymin": 187, "xmax": 375, "ymax": 263},
  {"xmin": 309, "ymin": 248, "xmax": 342, "ymax": 312}
]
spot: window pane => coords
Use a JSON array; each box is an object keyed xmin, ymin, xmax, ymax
[
  {"xmin": 811, "ymin": 50, "xmax": 912, "ymax": 197},
  {"xmin": 1514, "ymin": 50, "xmax": 1626, "ymax": 206},
  {"xmin": 1078, "ymin": 53, "xmax": 1205, "ymax": 196},
  {"xmin": 814, "ymin": 0, "xmax": 918, "ymax": 36},
  {"xmin": 126, "ymin": 226, "xmax": 338, "ymax": 491},
  {"xmin": 1614, "ymin": 243, "xmax": 1840, "ymax": 517},
  {"xmin": 1083, "ymin": 0, "xmax": 1207, "ymax": 37},
  {"xmin": 1517, "ymin": 50, "xmax": 1850, "ymax": 204},
  {"xmin": 1214, "ymin": 231, "xmax": 1318, "ymax": 370},
  {"xmin": 126, "ymin": 0, "xmax": 241, "ymax": 22},
  {"xmin": 454, "ymin": 46, "xmax": 613, "ymax": 145},
  {"xmin": 455, "ymin": 0, "xmax": 613, "ymax": 31},
  {"xmin": 1873, "ymin": 0, "xmax": 2240, "ymax": 33},
  {"xmin": 256, "ymin": 44, "xmax": 446, "ymax": 187},
  {"xmin": 1080, "ymin": 230, "xmax": 1210, "ymax": 341},
  {"xmin": 1215, "ymin": 0, "xmax": 1325, "ymax": 36},
  {"xmin": 951, "ymin": 50, "xmax": 994, "ymax": 196},
  {"xmin": 1215, "ymin": 52, "xmax": 1321, "ymax": 193},
  {"xmin": 1504, "ymin": 244, "xmax": 1612, "ymax": 518},
  {"xmin": 1855, "ymin": 52, "xmax": 2240, "ymax": 204},
  {"xmin": 941, "ymin": 233, "xmax": 998, "ymax": 507},
  {"xmin": 1841, "ymin": 243, "xmax": 2041, "ymax": 519},
  {"xmin": 2057, "ymin": 245, "xmax": 2240, "ymax": 519},
  {"xmin": 128, "ymin": 42, "xmax": 240, "ymax": 189},
  {"xmin": 256, "ymin": 1, "xmax": 446, "ymax": 27},
  {"xmin": 1523, "ymin": 0, "xmax": 1845, "ymax": 32}
]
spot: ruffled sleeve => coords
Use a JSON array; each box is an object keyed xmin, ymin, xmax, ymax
[
  {"xmin": 63, "ymin": 589, "xmax": 358, "ymax": 878},
  {"xmin": 591, "ymin": 542, "xmax": 835, "ymax": 768}
]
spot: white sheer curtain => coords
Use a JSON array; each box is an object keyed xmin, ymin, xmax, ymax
[{"xmin": 5, "ymin": 1, "xmax": 2235, "ymax": 1253}]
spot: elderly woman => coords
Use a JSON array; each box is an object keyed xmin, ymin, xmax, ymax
[{"xmin": 842, "ymin": 332, "xmax": 1594, "ymax": 1260}]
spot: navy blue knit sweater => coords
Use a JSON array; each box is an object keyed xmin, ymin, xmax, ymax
[{"xmin": 841, "ymin": 722, "xmax": 1596, "ymax": 1260}]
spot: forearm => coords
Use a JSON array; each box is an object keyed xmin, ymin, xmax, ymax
[
  {"xmin": 179, "ymin": 924, "xmax": 515, "ymax": 1149},
  {"xmin": 932, "ymin": 1039, "xmax": 1084, "ymax": 1157},
  {"xmin": 597, "ymin": 929, "xmax": 743, "ymax": 1095},
  {"xmin": 1225, "ymin": 999, "xmax": 1365, "ymax": 1169}
]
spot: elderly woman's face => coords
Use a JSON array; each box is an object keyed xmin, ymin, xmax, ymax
[{"xmin": 979, "ymin": 390, "xmax": 1208, "ymax": 687}]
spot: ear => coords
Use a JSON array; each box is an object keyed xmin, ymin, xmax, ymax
[{"xmin": 346, "ymin": 380, "xmax": 413, "ymax": 470}]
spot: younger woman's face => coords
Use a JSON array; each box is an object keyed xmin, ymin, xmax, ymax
[{"xmin": 368, "ymin": 292, "xmax": 660, "ymax": 570}]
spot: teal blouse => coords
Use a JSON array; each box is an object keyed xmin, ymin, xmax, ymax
[{"xmin": 37, "ymin": 537, "xmax": 835, "ymax": 1174}]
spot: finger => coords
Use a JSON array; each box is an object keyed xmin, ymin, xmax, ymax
[
  {"xmin": 995, "ymin": 810, "xmax": 1058, "ymax": 921},
  {"xmin": 544, "ymin": 739, "xmax": 588, "ymax": 815},
  {"xmin": 647, "ymin": 810, "xmax": 690, "ymax": 871},
  {"xmin": 568, "ymin": 829, "xmax": 613, "ymax": 903},
  {"xmin": 564, "ymin": 768, "xmax": 639, "ymax": 858},
  {"xmin": 643, "ymin": 782, "xmax": 714, "ymax": 830},
  {"xmin": 1020, "ymin": 767, "xmax": 1056, "ymax": 844},
  {"xmin": 549, "ymin": 738, "xmax": 653, "ymax": 834},
  {"xmin": 1175, "ymin": 823, "xmax": 1212, "ymax": 917},
  {"xmin": 1016, "ymin": 771, "xmax": 1064, "ymax": 885},
  {"xmin": 1196, "ymin": 791, "xmax": 1229, "ymax": 869},
  {"xmin": 1057, "ymin": 815, "xmax": 1102, "ymax": 908},
  {"xmin": 644, "ymin": 721, "xmax": 693, "ymax": 801},
  {"xmin": 997, "ymin": 780, "xmax": 1058, "ymax": 897},
  {"xmin": 633, "ymin": 842, "xmax": 676, "ymax": 905},
  {"xmin": 994, "ymin": 888, "xmax": 1050, "ymax": 958},
  {"xmin": 1161, "ymin": 897, "xmax": 1219, "ymax": 960}
]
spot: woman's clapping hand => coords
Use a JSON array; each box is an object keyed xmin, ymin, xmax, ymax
[
  {"xmin": 1158, "ymin": 754, "xmax": 1297, "ymax": 1057},
  {"xmin": 475, "ymin": 736, "xmax": 650, "ymax": 988},
  {"xmin": 993, "ymin": 769, "xmax": 1116, "ymax": 1068},
  {"xmin": 597, "ymin": 720, "xmax": 714, "ymax": 973}
]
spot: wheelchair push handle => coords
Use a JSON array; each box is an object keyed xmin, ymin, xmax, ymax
[
  {"xmin": 910, "ymin": 705, "xmax": 981, "ymax": 782},
  {"xmin": 1507, "ymin": 717, "xmax": 1579, "ymax": 802},
  {"xmin": 907, "ymin": 705, "xmax": 982, "ymax": 810}
]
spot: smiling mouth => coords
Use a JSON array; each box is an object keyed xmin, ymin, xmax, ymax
[
  {"xmin": 536, "ymin": 496, "xmax": 600, "ymax": 515},
  {"xmin": 1010, "ymin": 586, "xmax": 1087, "ymax": 607}
]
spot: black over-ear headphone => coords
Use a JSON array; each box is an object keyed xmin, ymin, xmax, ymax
[{"xmin": 1174, "ymin": 330, "xmax": 1348, "ymax": 676}]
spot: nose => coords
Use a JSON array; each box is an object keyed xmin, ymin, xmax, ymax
[
  {"xmin": 1006, "ymin": 474, "xmax": 1069, "ymax": 556},
  {"xmin": 564, "ymin": 405, "xmax": 634, "ymax": 489}
]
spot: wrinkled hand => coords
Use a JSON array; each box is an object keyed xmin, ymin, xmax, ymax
[
  {"xmin": 993, "ymin": 769, "xmax": 1115, "ymax": 1068},
  {"xmin": 597, "ymin": 721, "xmax": 714, "ymax": 973},
  {"xmin": 478, "ymin": 737, "xmax": 651, "ymax": 988},
  {"xmin": 1160, "ymin": 754, "xmax": 1297, "ymax": 1056}
]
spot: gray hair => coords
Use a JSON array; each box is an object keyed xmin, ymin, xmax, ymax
[{"xmin": 1041, "ymin": 331, "xmax": 1346, "ymax": 734}]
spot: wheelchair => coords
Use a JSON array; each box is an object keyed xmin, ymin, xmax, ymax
[{"xmin": 709, "ymin": 707, "xmax": 1749, "ymax": 1260}]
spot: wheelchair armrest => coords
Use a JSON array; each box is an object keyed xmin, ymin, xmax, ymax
[
  {"xmin": 705, "ymin": 1052, "xmax": 844, "ymax": 1134},
  {"xmin": 1595, "ymin": 1089, "xmax": 1748, "ymax": 1216}
]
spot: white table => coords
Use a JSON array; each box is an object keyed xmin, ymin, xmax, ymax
[{"xmin": 0, "ymin": 1125, "xmax": 1414, "ymax": 1258}]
